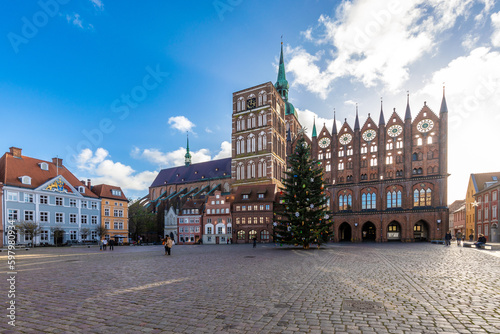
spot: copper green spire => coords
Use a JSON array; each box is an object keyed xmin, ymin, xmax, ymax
[
  {"xmin": 185, "ymin": 134, "xmax": 192, "ymax": 166},
  {"xmin": 312, "ymin": 117, "xmax": 317, "ymax": 138},
  {"xmin": 275, "ymin": 41, "xmax": 289, "ymax": 102}
]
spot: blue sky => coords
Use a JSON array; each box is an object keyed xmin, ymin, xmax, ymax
[{"xmin": 2, "ymin": 0, "xmax": 500, "ymax": 202}]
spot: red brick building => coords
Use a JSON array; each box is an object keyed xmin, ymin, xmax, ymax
[
  {"xmin": 474, "ymin": 177, "xmax": 499, "ymax": 242},
  {"xmin": 232, "ymin": 184, "xmax": 276, "ymax": 243}
]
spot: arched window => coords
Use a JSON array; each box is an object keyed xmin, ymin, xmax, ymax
[
  {"xmin": 386, "ymin": 156, "xmax": 393, "ymax": 164},
  {"xmin": 247, "ymin": 162, "xmax": 255, "ymax": 179},
  {"xmin": 426, "ymin": 188, "xmax": 432, "ymax": 206},
  {"xmin": 417, "ymin": 138, "xmax": 423, "ymax": 146},
  {"xmin": 362, "ymin": 192, "xmax": 376, "ymax": 209},
  {"xmin": 237, "ymin": 230, "xmax": 245, "ymax": 240},
  {"xmin": 396, "ymin": 140, "xmax": 403, "ymax": 149},
  {"xmin": 236, "ymin": 139, "xmax": 241, "ymax": 155},
  {"xmin": 370, "ymin": 145, "xmax": 378, "ymax": 153},
  {"xmin": 261, "ymin": 230, "xmax": 269, "ymax": 240},
  {"xmin": 339, "ymin": 194, "xmax": 352, "ymax": 210},
  {"xmin": 414, "ymin": 186, "xmax": 432, "ymax": 207},
  {"xmin": 386, "ymin": 142, "xmax": 393, "ymax": 150},
  {"xmin": 412, "ymin": 153, "xmax": 418, "ymax": 161},
  {"xmin": 237, "ymin": 98, "xmax": 244, "ymax": 112},
  {"xmin": 249, "ymin": 230, "xmax": 257, "ymax": 240},
  {"xmin": 387, "ymin": 190, "xmax": 402, "ymax": 208},
  {"xmin": 427, "ymin": 136, "xmax": 433, "ymax": 144},
  {"xmin": 239, "ymin": 164, "xmax": 245, "ymax": 180},
  {"xmin": 370, "ymin": 158, "xmax": 377, "ymax": 166}
]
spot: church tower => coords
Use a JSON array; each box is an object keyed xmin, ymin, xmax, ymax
[
  {"xmin": 275, "ymin": 41, "xmax": 302, "ymax": 148},
  {"xmin": 185, "ymin": 134, "xmax": 192, "ymax": 166}
]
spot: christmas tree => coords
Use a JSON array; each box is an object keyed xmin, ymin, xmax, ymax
[{"xmin": 274, "ymin": 135, "xmax": 333, "ymax": 249}]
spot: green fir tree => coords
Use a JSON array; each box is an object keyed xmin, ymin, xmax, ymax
[{"xmin": 274, "ymin": 136, "xmax": 333, "ymax": 249}]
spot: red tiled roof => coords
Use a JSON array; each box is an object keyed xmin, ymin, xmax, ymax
[
  {"xmin": 91, "ymin": 184, "xmax": 128, "ymax": 201},
  {"xmin": 0, "ymin": 151, "xmax": 98, "ymax": 198}
]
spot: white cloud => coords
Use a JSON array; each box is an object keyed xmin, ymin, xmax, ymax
[
  {"xmin": 415, "ymin": 46, "xmax": 500, "ymax": 201},
  {"xmin": 75, "ymin": 148, "xmax": 157, "ymax": 192},
  {"xmin": 168, "ymin": 116, "xmax": 196, "ymax": 133},
  {"xmin": 65, "ymin": 13, "xmax": 94, "ymax": 30},
  {"xmin": 131, "ymin": 141, "xmax": 231, "ymax": 168},
  {"xmin": 288, "ymin": 0, "xmax": 479, "ymax": 97},
  {"xmin": 213, "ymin": 141, "xmax": 232, "ymax": 160},
  {"xmin": 491, "ymin": 11, "xmax": 500, "ymax": 47},
  {"xmin": 205, "ymin": 127, "xmax": 213, "ymax": 133},
  {"xmin": 462, "ymin": 34, "xmax": 480, "ymax": 50},
  {"xmin": 90, "ymin": 0, "xmax": 104, "ymax": 11},
  {"xmin": 297, "ymin": 108, "xmax": 338, "ymax": 139}
]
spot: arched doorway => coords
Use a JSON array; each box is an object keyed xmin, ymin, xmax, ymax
[
  {"xmin": 387, "ymin": 221, "xmax": 401, "ymax": 241},
  {"xmin": 362, "ymin": 222, "xmax": 376, "ymax": 242},
  {"xmin": 339, "ymin": 222, "xmax": 351, "ymax": 242},
  {"xmin": 413, "ymin": 220, "xmax": 429, "ymax": 241}
]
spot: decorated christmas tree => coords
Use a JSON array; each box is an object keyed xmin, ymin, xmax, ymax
[{"xmin": 274, "ymin": 135, "xmax": 333, "ymax": 249}]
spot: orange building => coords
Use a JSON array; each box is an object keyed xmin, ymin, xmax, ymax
[{"xmin": 91, "ymin": 184, "xmax": 129, "ymax": 244}]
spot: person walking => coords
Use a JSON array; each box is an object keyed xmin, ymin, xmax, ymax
[
  {"xmin": 103, "ymin": 239, "xmax": 108, "ymax": 251},
  {"xmin": 445, "ymin": 231, "xmax": 452, "ymax": 246},
  {"xmin": 165, "ymin": 236, "xmax": 173, "ymax": 255},
  {"xmin": 253, "ymin": 237, "xmax": 257, "ymax": 248},
  {"xmin": 109, "ymin": 239, "xmax": 114, "ymax": 251},
  {"xmin": 456, "ymin": 231, "xmax": 462, "ymax": 246},
  {"xmin": 99, "ymin": 239, "xmax": 103, "ymax": 251}
]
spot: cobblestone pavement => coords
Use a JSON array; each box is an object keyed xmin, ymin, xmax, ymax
[{"xmin": 1, "ymin": 243, "xmax": 499, "ymax": 333}]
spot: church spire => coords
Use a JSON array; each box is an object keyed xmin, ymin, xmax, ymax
[
  {"xmin": 354, "ymin": 104, "xmax": 360, "ymax": 131},
  {"xmin": 405, "ymin": 92, "xmax": 412, "ymax": 121},
  {"xmin": 185, "ymin": 134, "xmax": 192, "ymax": 166},
  {"xmin": 379, "ymin": 98, "xmax": 385, "ymax": 126},
  {"xmin": 440, "ymin": 85, "xmax": 448, "ymax": 114},
  {"xmin": 275, "ymin": 39, "xmax": 289, "ymax": 102},
  {"xmin": 312, "ymin": 117, "xmax": 317, "ymax": 138},
  {"xmin": 332, "ymin": 109, "xmax": 337, "ymax": 135}
]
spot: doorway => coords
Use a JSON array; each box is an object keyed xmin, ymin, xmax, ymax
[
  {"xmin": 339, "ymin": 222, "xmax": 352, "ymax": 242},
  {"xmin": 362, "ymin": 222, "xmax": 376, "ymax": 242}
]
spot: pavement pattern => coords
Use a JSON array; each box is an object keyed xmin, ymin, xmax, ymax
[{"xmin": 1, "ymin": 243, "xmax": 499, "ymax": 333}]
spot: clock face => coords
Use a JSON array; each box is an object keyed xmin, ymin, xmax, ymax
[
  {"xmin": 246, "ymin": 97, "xmax": 256, "ymax": 109},
  {"xmin": 417, "ymin": 119, "xmax": 434, "ymax": 133},
  {"xmin": 339, "ymin": 133, "xmax": 352, "ymax": 145},
  {"xmin": 362, "ymin": 129, "xmax": 376, "ymax": 142},
  {"xmin": 319, "ymin": 137, "xmax": 331, "ymax": 148},
  {"xmin": 387, "ymin": 125, "xmax": 403, "ymax": 138}
]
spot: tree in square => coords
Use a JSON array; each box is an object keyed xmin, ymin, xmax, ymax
[{"xmin": 274, "ymin": 135, "xmax": 333, "ymax": 249}]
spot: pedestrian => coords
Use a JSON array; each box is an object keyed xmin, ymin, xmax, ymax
[
  {"xmin": 253, "ymin": 237, "xmax": 257, "ymax": 248},
  {"xmin": 456, "ymin": 231, "xmax": 462, "ymax": 246},
  {"xmin": 165, "ymin": 236, "xmax": 173, "ymax": 255},
  {"xmin": 444, "ymin": 231, "xmax": 452, "ymax": 246},
  {"xmin": 462, "ymin": 234, "xmax": 465, "ymax": 245},
  {"xmin": 99, "ymin": 239, "xmax": 102, "ymax": 251},
  {"xmin": 103, "ymin": 238, "xmax": 108, "ymax": 250},
  {"xmin": 469, "ymin": 233, "xmax": 473, "ymax": 242},
  {"xmin": 109, "ymin": 239, "xmax": 114, "ymax": 251},
  {"xmin": 474, "ymin": 234, "xmax": 487, "ymax": 248}
]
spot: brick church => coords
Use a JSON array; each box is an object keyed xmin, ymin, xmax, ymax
[{"xmin": 149, "ymin": 42, "xmax": 449, "ymax": 243}]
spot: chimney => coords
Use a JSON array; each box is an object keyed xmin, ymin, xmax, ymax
[
  {"xmin": 87, "ymin": 179, "xmax": 91, "ymax": 188},
  {"xmin": 52, "ymin": 157, "xmax": 63, "ymax": 167},
  {"xmin": 9, "ymin": 147, "xmax": 22, "ymax": 158}
]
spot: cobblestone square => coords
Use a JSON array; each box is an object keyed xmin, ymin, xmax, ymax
[{"xmin": 1, "ymin": 243, "xmax": 499, "ymax": 333}]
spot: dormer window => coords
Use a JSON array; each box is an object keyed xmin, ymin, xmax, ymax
[
  {"xmin": 39, "ymin": 162, "xmax": 49, "ymax": 171},
  {"xmin": 111, "ymin": 189, "xmax": 122, "ymax": 196},
  {"xmin": 20, "ymin": 176, "xmax": 31, "ymax": 185},
  {"xmin": 243, "ymin": 194, "xmax": 249, "ymax": 199},
  {"xmin": 78, "ymin": 186, "xmax": 85, "ymax": 193}
]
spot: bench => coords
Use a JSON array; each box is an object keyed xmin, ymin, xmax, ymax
[{"xmin": 463, "ymin": 242, "xmax": 493, "ymax": 250}]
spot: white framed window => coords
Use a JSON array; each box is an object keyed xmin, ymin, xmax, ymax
[
  {"xmin": 195, "ymin": 226, "xmax": 200, "ymax": 233},
  {"xmin": 217, "ymin": 226, "xmax": 223, "ymax": 234},
  {"xmin": 91, "ymin": 216, "xmax": 98, "ymax": 224},
  {"xmin": 40, "ymin": 212, "xmax": 49, "ymax": 222},
  {"xmin": 370, "ymin": 145, "xmax": 378, "ymax": 153},
  {"xmin": 8, "ymin": 209, "xmax": 19, "ymax": 222},
  {"xmin": 114, "ymin": 222, "xmax": 119, "ymax": 229},
  {"xmin": 81, "ymin": 215, "xmax": 88, "ymax": 224},
  {"xmin": 81, "ymin": 200, "xmax": 87, "ymax": 208},
  {"xmin": 24, "ymin": 210, "xmax": 34, "ymax": 222},
  {"xmin": 104, "ymin": 208, "xmax": 110, "ymax": 216},
  {"xmin": 70, "ymin": 214, "xmax": 77, "ymax": 224},
  {"xmin": 78, "ymin": 186, "xmax": 85, "ymax": 193},
  {"xmin": 24, "ymin": 193, "xmax": 34, "ymax": 203},
  {"xmin": 21, "ymin": 176, "xmax": 31, "ymax": 185},
  {"xmin": 40, "ymin": 162, "xmax": 49, "ymax": 170},
  {"xmin": 70, "ymin": 231, "xmax": 77, "ymax": 240},
  {"xmin": 56, "ymin": 197, "xmax": 63, "ymax": 206},
  {"xmin": 69, "ymin": 199, "xmax": 77, "ymax": 207},
  {"xmin": 40, "ymin": 230, "xmax": 49, "ymax": 241},
  {"xmin": 485, "ymin": 224, "xmax": 489, "ymax": 236},
  {"xmin": 112, "ymin": 189, "xmax": 122, "ymax": 196},
  {"xmin": 105, "ymin": 221, "xmax": 110, "ymax": 229},
  {"xmin": 56, "ymin": 213, "xmax": 64, "ymax": 223},
  {"xmin": 91, "ymin": 202, "xmax": 97, "ymax": 209},
  {"xmin": 493, "ymin": 206, "xmax": 497, "ymax": 219},
  {"xmin": 40, "ymin": 195, "xmax": 48, "ymax": 204},
  {"xmin": 7, "ymin": 191, "xmax": 18, "ymax": 201},
  {"xmin": 91, "ymin": 231, "xmax": 97, "ymax": 240}
]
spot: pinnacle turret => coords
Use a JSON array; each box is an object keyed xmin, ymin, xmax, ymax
[
  {"xmin": 185, "ymin": 134, "xmax": 192, "ymax": 166},
  {"xmin": 405, "ymin": 93, "xmax": 412, "ymax": 121},
  {"xmin": 354, "ymin": 104, "xmax": 360, "ymax": 131},
  {"xmin": 332, "ymin": 109, "xmax": 337, "ymax": 135},
  {"xmin": 275, "ymin": 41, "xmax": 289, "ymax": 102},
  {"xmin": 440, "ymin": 86, "xmax": 448, "ymax": 114},
  {"xmin": 379, "ymin": 98, "xmax": 385, "ymax": 126}
]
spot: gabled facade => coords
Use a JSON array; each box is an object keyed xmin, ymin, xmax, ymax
[
  {"xmin": 0, "ymin": 147, "xmax": 101, "ymax": 246},
  {"xmin": 203, "ymin": 191, "xmax": 233, "ymax": 244},
  {"xmin": 164, "ymin": 206, "xmax": 178, "ymax": 242},
  {"xmin": 178, "ymin": 199, "xmax": 203, "ymax": 244},
  {"xmin": 91, "ymin": 184, "xmax": 129, "ymax": 244}
]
